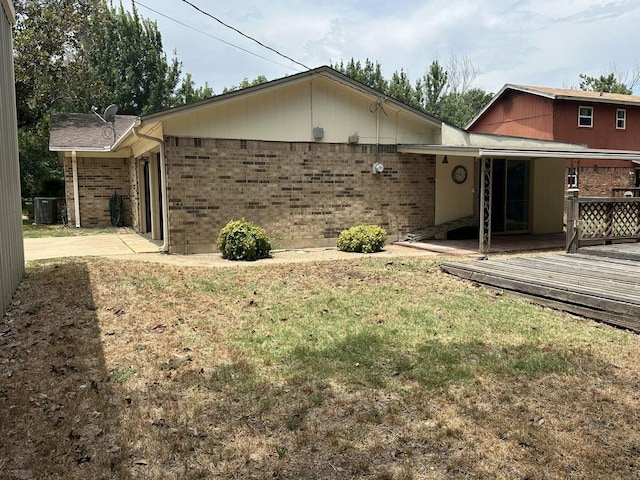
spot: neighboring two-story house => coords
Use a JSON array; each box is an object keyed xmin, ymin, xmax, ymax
[{"xmin": 467, "ymin": 85, "xmax": 640, "ymax": 196}]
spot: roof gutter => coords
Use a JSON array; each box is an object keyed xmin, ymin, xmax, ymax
[
  {"xmin": 398, "ymin": 144, "xmax": 640, "ymax": 161},
  {"xmin": 132, "ymin": 127, "xmax": 169, "ymax": 252}
]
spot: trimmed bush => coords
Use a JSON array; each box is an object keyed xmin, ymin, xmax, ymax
[
  {"xmin": 337, "ymin": 224, "xmax": 387, "ymax": 253},
  {"xmin": 216, "ymin": 219, "xmax": 272, "ymax": 261}
]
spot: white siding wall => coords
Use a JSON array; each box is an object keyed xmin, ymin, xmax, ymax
[
  {"xmin": 435, "ymin": 155, "xmax": 476, "ymax": 224},
  {"xmin": 163, "ymin": 77, "xmax": 437, "ymax": 144},
  {"xmin": 0, "ymin": 3, "xmax": 25, "ymax": 316}
]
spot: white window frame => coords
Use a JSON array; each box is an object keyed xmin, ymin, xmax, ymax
[
  {"xmin": 578, "ymin": 105, "xmax": 593, "ymax": 127},
  {"xmin": 616, "ymin": 108, "xmax": 626, "ymax": 130},
  {"xmin": 567, "ymin": 167, "xmax": 578, "ymax": 188}
]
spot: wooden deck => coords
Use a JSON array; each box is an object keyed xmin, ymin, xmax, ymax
[{"xmin": 441, "ymin": 250, "xmax": 640, "ymax": 332}]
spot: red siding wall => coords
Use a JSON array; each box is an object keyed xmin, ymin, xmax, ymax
[
  {"xmin": 554, "ymin": 100, "xmax": 640, "ymax": 150},
  {"xmin": 470, "ymin": 91, "xmax": 554, "ymax": 140}
]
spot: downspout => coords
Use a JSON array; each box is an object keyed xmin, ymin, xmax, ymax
[
  {"xmin": 72, "ymin": 150, "xmax": 81, "ymax": 228},
  {"xmin": 376, "ymin": 104, "xmax": 380, "ymax": 163},
  {"xmin": 132, "ymin": 127, "xmax": 169, "ymax": 252}
]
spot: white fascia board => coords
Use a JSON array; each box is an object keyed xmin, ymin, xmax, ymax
[
  {"xmin": 399, "ymin": 144, "xmax": 640, "ymax": 161},
  {"xmin": 2, "ymin": 0, "xmax": 15, "ymax": 23},
  {"xmin": 56, "ymin": 148, "xmax": 131, "ymax": 159},
  {"xmin": 110, "ymin": 121, "xmax": 139, "ymax": 151},
  {"xmin": 398, "ymin": 145, "xmax": 481, "ymax": 157}
]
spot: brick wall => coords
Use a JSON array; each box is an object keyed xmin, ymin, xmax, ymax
[
  {"xmin": 578, "ymin": 166, "xmax": 633, "ymax": 197},
  {"xmin": 64, "ymin": 157, "xmax": 134, "ymax": 228},
  {"xmin": 164, "ymin": 138, "xmax": 435, "ymax": 253}
]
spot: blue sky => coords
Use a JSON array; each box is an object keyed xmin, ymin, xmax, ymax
[{"xmin": 131, "ymin": 0, "xmax": 640, "ymax": 95}]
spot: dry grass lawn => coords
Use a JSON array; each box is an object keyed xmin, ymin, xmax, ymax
[{"xmin": 1, "ymin": 255, "xmax": 639, "ymax": 479}]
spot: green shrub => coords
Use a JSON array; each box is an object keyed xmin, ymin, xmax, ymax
[
  {"xmin": 337, "ymin": 224, "xmax": 387, "ymax": 253},
  {"xmin": 216, "ymin": 219, "xmax": 272, "ymax": 261}
]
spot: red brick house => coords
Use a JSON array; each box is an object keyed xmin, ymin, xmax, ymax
[
  {"xmin": 49, "ymin": 67, "xmax": 640, "ymax": 253},
  {"xmin": 467, "ymin": 85, "xmax": 640, "ymax": 196}
]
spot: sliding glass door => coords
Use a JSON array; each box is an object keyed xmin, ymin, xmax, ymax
[{"xmin": 491, "ymin": 159, "xmax": 530, "ymax": 233}]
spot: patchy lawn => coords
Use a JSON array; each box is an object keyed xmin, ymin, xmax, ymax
[
  {"xmin": 1, "ymin": 256, "xmax": 639, "ymax": 479},
  {"xmin": 22, "ymin": 221, "xmax": 132, "ymax": 238}
]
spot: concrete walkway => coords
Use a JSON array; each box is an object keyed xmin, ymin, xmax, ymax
[
  {"xmin": 23, "ymin": 232, "xmax": 567, "ymax": 264},
  {"xmin": 24, "ymin": 233, "xmax": 162, "ymax": 261}
]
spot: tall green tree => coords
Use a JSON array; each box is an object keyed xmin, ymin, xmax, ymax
[
  {"xmin": 13, "ymin": 0, "xmax": 104, "ymax": 127},
  {"xmin": 222, "ymin": 75, "xmax": 269, "ymax": 94},
  {"xmin": 332, "ymin": 56, "xmax": 493, "ymax": 128},
  {"xmin": 438, "ymin": 88, "xmax": 494, "ymax": 128},
  {"xmin": 173, "ymin": 73, "xmax": 214, "ymax": 105},
  {"xmin": 88, "ymin": 1, "xmax": 182, "ymax": 114},
  {"xmin": 388, "ymin": 69, "xmax": 420, "ymax": 109},
  {"xmin": 331, "ymin": 58, "xmax": 388, "ymax": 92},
  {"xmin": 13, "ymin": 0, "xmax": 106, "ymax": 197},
  {"xmin": 421, "ymin": 60, "xmax": 448, "ymax": 118},
  {"xmin": 13, "ymin": 0, "xmax": 194, "ymax": 196},
  {"xmin": 578, "ymin": 73, "xmax": 632, "ymax": 95}
]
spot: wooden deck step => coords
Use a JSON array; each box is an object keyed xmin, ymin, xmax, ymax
[{"xmin": 405, "ymin": 216, "xmax": 477, "ymax": 242}]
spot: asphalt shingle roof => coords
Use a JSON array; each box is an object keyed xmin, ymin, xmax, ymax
[
  {"xmin": 49, "ymin": 113, "xmax": 137, "ymax": 151},
  {"xmin": 509, "ymin": 84, "xmax": 640, "ymax": 105}
]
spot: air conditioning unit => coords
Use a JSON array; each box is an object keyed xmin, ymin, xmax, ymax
[{"xmin": 33, "ymin": 197, "xmax": 59, "ymax": 224}]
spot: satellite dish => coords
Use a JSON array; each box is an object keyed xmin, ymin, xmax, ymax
[
  {"xmin": 90, "ymin": 103, "xmax": 119, "ymax": 144},
  {"xmin": 103, "ymin": 104, "xmax": 118, "ymax": 123}
]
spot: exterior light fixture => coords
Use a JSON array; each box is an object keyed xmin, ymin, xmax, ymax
[{"xmin": 442, "ymin": 155, "xmax": 449, "ymax": 164}]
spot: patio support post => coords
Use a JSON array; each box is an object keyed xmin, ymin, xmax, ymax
[
  {"xmin": 72, "ymin": 150, "xmax": 81, "ymax": 228},
  {"xmin": 566, "ymin": 188, "xmax": 580, "ymax": 253},
  {"xmin": 479, "ymin": 157, "xmax": 493, "ymax": 258}
]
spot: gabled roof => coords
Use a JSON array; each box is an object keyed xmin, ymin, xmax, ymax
[
  {"xmin": 506, "ymin": 84, "xmax": 640, "ymax": 104},
  {"xmin": 140, "ymin": 65, "xmax": 442, "ymax": 128},
  {"xmin": 467, "ymin": 84, "xmax": 640, "ymax": 129},
  {"xmin": 49, "ymin": 113, "xmax": 137, "ymax": 151}
]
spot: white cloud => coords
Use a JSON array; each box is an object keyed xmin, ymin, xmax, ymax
[{"xmin": 134, "ymin": 0, "xmax": 640, "ymax": 95}]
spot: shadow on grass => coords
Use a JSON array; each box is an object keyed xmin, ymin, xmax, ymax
[
  {"xmin": 286, "ymin": 330, "xmax": 580, "ymax": 390},
  {"xmin": 0, "ymin": 262, "xmax": 128, "ymax": 478}
]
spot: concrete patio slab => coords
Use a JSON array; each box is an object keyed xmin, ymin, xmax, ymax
[{"xmin": 24, "ymin": 233, "xmax": 162, "ymax": 261}]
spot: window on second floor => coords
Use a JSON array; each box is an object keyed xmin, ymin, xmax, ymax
[
  {"xmin": 567, "ymin": 167, "xmax": 578, "ymax": 188},
  {"xmin": 578, "ymin": 106, "xmax": 593, "ymax": 127},
  {"xmin": 616, "ymin": 109, "xmax": 626, "ymax": 130}
]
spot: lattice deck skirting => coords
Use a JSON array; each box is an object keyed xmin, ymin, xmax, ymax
[{"xmin": 578, "ymin": 198, "xmax": 640, "ymax": 242}]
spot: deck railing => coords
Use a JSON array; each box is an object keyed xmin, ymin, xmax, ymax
[
  {"xmin": 566, "ymin": 194, "xmax": 640, "ymax": 252},
  {"xmin": 611, "ymin": 187, "xmax": 640, "ymax": 197}
]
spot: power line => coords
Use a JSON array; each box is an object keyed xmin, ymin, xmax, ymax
[
  {"xmin": 179, "ymin": 0, "xmax": 311, "ymax": 71},
  {"xmin": 136, "ymin": 1, "xmax": 303, "ymax": 72}
]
